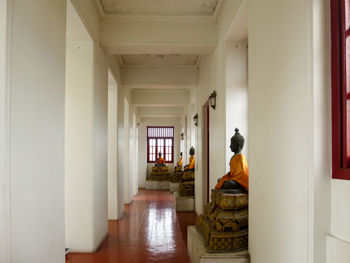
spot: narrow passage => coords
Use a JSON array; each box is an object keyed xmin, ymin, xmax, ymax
[{"xmin": 66, "ymin": 189, "xmax": 196, "ymax": 263}]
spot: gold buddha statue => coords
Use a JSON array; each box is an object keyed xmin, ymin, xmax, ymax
[
  {"xmin": 184, "ymin": 147, "xmax": 195, "ymax": 171},
  {"xmin": 172, "ymin": 152, "xmax": 183, "ymax": 183},
  {"xmin": 197, "ymin": 129, "xmax": 249, "ymax": 252},
  {"xmin": 155, "ymin": 152, "xmax": 166, "ymax": 167},
  {"xmin": 149, "ymin": 152, "xmax": 171, "ymax": 181},
  {"xmin": 177, "ymin": 152, "xmax": 183, "ymax": 167},
  {"xmin": 178, "ymin": 147, "xmax": 195, "ymax": 196}
]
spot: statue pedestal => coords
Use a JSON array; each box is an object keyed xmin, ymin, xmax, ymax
[
  {"xmin": 145, "ymin": 180, "xmax": 170, "ymax": 190},
  {"xmin": 169, "ymin": 182, "xmax": 179, "ymax": 192},
  {"xmin": 174, "ymin": 192, "xmax": 194, "ymax": 211},
  {"xmin": 187, "ymin": 226, "xmax": 249, "ymax": 263}
]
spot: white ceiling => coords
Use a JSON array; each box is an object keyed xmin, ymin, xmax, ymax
[
  {"xmin": 119, "ymin": 54, "xmax": 199, "ymax": 67},
  {"xmin": 99, "ymin": 0, "xmax": 220, "ymax": 16}
]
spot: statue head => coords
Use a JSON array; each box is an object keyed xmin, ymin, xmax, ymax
[
  {"xmin": 180, "ymin": 152, "xmax": 183, "ymax": 157},
  {"xmin": 189, "ymin": 147, "xmax": 195, "ymax": 156},
  {"xmin": 230, "ymin": 128, "xmax": 244, "ymax": 154},
  {"xmin": 158, "ymin": 152, "xmax": 162, "ymax": 158}
]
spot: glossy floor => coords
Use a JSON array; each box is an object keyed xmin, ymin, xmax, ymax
[{"xmin": 66, "ymin": 189, "xmax": 197, "ymax": 263}]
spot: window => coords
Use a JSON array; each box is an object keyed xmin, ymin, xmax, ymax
[
  {"xmin": 332, "ymin": 0, "xmax": 350, "ymax": 179},
  {"xmin": 147, "ymin": 126, "xmax": 174, "ymax": 163}
]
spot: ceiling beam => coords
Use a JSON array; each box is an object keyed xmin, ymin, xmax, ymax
[
  {"xmin": 137, "ymin": 107, "xmax": 184, "ymax": 118},
  {"xmin": 122, "ymin": 67, "xmax": 198, "ymax": 89},
  {"xmin": 101, "ymin": 17, "xmax": 217, "ymax": 54},
  {"xmin": 132, "ymin": 89, "xmax": 188, "ymax": 107}
]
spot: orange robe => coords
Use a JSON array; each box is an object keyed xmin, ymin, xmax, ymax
[
  {"xmin": 185, "ymin": 156, "xmax": 195, "ymax": 170},
  {"xmin": 156, "ymin": 158, "xmax": 165, "ymax": 164},
  {"xmin": 177, "ymin": 158, "xmax": 183, "ymax": 166},
  {"xmin": 215, "ymin": 153, "xmax": 249, "ymax": 190}
]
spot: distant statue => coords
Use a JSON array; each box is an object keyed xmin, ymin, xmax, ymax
[
  {"xmin": 184, "ymin": 147, "xmax": 195, "ymax": 171},
  {"xmin": 215, "ymin": 128, "xmax": 249, "ymax": 190},
  {"xmin": 177, "ymin": 152, "xmax": 183, "ymax": 166},
  {"xmin": 155, "ymin": 152, "xmax": 166, "ymax": 167}
]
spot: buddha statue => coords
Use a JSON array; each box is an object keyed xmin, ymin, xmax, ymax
[
  {"xmin": 155, "ymin": 152, "xmax": 166, "ymax": 167},
  {"xmin": 177, "ymin": 152, "xmax": 183, "ymax": 167},
  {"xmin": 172, "ymin": 152, "xmax": 183, "ymax": 183},
  {"xmin": 178, "ymin": 147, "xmax": 195, "ymax": 196},
  {"xmin": 184, "ymin": 147, "xmax": 195, "ymax": 171},
  {"xmin": 196, "ymin": 129, "xmax": 248, "ymax": 252},
  {"xmin": 215, "ymin": 128, "xmax": 249, "ymax": 191},
  {"xmin": 149, "ymin": 152, "xmax": 171, "ymax": 181}
]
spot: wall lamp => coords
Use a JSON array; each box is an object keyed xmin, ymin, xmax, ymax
[
  {"xmin": 193, "ymin": 114, "xmax": 199, "ymax": 126},
  {"xmin": 209, "ymin": 90, "xmax": 217, "ymax": 110},
  {"xmin": 180, "ymin": 133, "xmax": 184, "ymax": 140}
]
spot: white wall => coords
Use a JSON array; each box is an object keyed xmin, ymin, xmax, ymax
[
  {"xmin": 194, "ymin": 0, "xmax": 244, "ymax": 215},
  {"xmin": 132, "ymin": 112, "xmax": 139, "ymax": 195},
  {"xmin": 138, "ymin": 117, "xmax": 181, "ymax": 188},
  {"xmin": 0, "ymin": 0, "xmax": 10, "ymax": 261},
  {"xmin": 93, "ymin": 43, "xmax": 109, "ymax": 249},
  {"xmin": 65, "ymin": 3, "xmax": 109, "ymax": 249},
  {"xmin": 249, "ymin": 1, "xmax": 331, "ymax": 263},
  {"xmin": 329, "ymin": 180, "xmax": 350, "ymax": 263},
  {"xmin": 108, "ymin": 73, "xmax": 119, "ymax": 220},
  {"xmin": 72, "ymin": 0, "xmax": 125, "ymax": 221},
  {"xmin": 4, "ymin": 0, "xmax": 66, "ymax": 262},
  {"xmin": 123, "ymin": 95, "xmax": 132, "ymax": 204},
  {"xmin": 224, "ymin": 40, "xmax": 248, "ymax": 166},
  {"xmin": 65, "ymin": 41, "xmax": 94, "ymax": 252},
  {"xmin": 117, "ymin": 86, "xmax": 125, "ymax": 217}
]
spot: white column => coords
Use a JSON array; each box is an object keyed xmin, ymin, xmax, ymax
[
  {"xmin": 0, "ymin": 0, "xmax": 10, "ymax": 262},
  {"xmin": 249, "ymin": 1, "xmax": 331, "ymax": 263},
  {"xmin": 65, "ymin": 41, "xmax": 95, "ymax": 252},
  {"xmin": 3, "ymin": 0, "xmax": 66, "ymax": 262},
  {"xmin": 108, "ymin": 79, "xmax": 119, "ymax": 220},
  {"xmin": 65, "ymin": 41, "xmax": 108, "ymax": 252},
  {"xmin": 123, "ymin": 97, "xmax": 132, "ymax": 204},
  {"xmin": 132, "ymin": 112, "xmax": 139, "ymax": 195}
]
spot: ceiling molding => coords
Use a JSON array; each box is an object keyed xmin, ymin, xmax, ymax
[
  {"xmin": 97, "ymin": 0, "xmax": 221, "ymax": 17},
  {"xmin": 118, "ymin": 54, "xmax": 199, "ymax": 68}
]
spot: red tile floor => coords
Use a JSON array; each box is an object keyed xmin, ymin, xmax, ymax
[{"xmin": 66, "ymin": 189, "xmax": 197, "ymax": 263}]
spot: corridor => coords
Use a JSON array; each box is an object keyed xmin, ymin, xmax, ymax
[{"xmin": 66, "ymin": 190, "xmax": 196, "ymax": 263}]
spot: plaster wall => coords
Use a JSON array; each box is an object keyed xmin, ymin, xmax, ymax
[
  {"xmin": 224, "ymin": 40, "xmax": 248, "ymax": 166},
  {"xmin": 116, "ymin": 86, "xmax": 125, "ymax": 217},
  {"xmin": 65, "ymin": 41, "xmax": 94, "ymax": 252},
  {"xmin": 0, "ymin": 0, "xmax": 10, "ymax": 261},
  {"xmin": 123, "ymin": 93, "xmax": 132, "ymax": 204},
  {"xmin": 137, "ymin": 117, "xmax": 181, "ymax": 188},
  {"xmin": 6, "ymin": 0, "xmax": 66, "ymax": 261},
  {"xmin": 194, "ymin": 0, "xmax": 243, "ymax": 215},
  {"xmin": 108, "ymin": 78, "xmax": 119, "ymax": 220},
  {"xmin": 92, "ymin": 43, "xmax": 109, "ymax": 249},
  {"xmin": 132, "ymin": 112, "xmax": 139, "ymax": 195},
  {"xmin": 249, "ymin": 1, "xmax": 331, "ymax": 263},
  {"xmin": 71, "ymin": 0, "xmax": 100, "ymax": 42},
  {"xmin": 72, "ymin": 0, "xmax": 125, "ymax": 219},
  {"xmin": 329, "ymin": 180, "xmax": 350, "ymax": 263}
]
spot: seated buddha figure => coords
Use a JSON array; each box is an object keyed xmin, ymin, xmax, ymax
[
  {"xmin": 215, "ymin": 128, "xmax": 249, "ymax": 191},
  {"xmin": 177, "ymin": 152, "xmax": 183, "ymax": 167},
  {"xmin": 184, "ymin": 147, "xmax": 195, "ymax": 171},
  {"xmin": 155, "ymin": 152, "xmax": 166, "ymax": 167}
]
